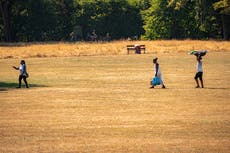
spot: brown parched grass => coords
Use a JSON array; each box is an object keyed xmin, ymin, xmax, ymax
[
  {"xmin": 0, "ymin": 40, "xmax": 229, "ymax": 59},
  {"xmin": 0, "ymin": 40, "xmax": 230, "ymax": 153}
]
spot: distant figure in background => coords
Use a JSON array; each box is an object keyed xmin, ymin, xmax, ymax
[
  {"xmin": 150, "ymin": 58, "xmax": 166, "ymax": 89},
  {"xmin": 90, "ymin": 30, "xmax": 97, "ymax": 41},
  {"xmin": 194, "ymin": 56, "xmax": 204, "ymax": 88},
  {"xmin": 69, "ymin": 31, "xmax": 75, "ymax": 41},
  {"xmin": 13, "ymin": 60, "xmax": 29, "ymax": 88},
  {"xmin": 134, "ymin": 44, "xmax": 141, "ymax": 54},
  {"xmin": 105, "ymin": 33, "xmax": 111, "ymax": 41}
]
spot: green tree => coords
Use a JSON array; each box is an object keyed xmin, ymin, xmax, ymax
[
  {"xmin": 16, "ymin": 0, "xmax": 57, "ymax": 41},
  {"xmin": 0, "ymin": 0, "xmax": 13, "ymax": 41},
  {"xmin": 52, "ymin": 0, "xmax": 74, "ymax": 40},
  {"xmin": 74, "ymin": 0, "xmax": 144, "ymax": 40},
  {"xmin": 1, "ymin": 0, "xmax": 228, "ymax": 41},
  {"xmin": 142, "ymin": 0, "xmax": 198, "ymax": 39},
  {"xmin": 213, "ymin": 0, "xmax": 230, "ymax": 39},
  {"xmin": 168, "ymin": 0, "xmax": 230, "ymax": 39}
]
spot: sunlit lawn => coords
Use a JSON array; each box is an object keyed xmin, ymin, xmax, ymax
[{"xmin": 0, "ymin": 52, "xmax": 230, "ymax": 153}]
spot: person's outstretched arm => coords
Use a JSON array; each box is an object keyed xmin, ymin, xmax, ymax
[{"xmin": 12, "ymin": 66, "xmax": 19, "ymax": 70}]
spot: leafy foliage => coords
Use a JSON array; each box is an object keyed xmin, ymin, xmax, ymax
[{"xmin": 0, "ymin": 0, "xmax": 229, "ymax": 41}]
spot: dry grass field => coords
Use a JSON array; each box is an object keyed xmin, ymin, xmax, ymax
[
  {"xmin": 0, "ymin": 40, "xmax": 229, "ymax": 58},
  {"xmin": 0, "ymin": 40, "xmax": 230, "ymax": 153}
]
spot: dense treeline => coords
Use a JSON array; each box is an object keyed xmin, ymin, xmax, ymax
[{"xmin": 0, "ymin": 0, "xmax": 229, "ymax": 42}]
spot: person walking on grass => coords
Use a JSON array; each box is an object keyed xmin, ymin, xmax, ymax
[
  {"xmin": 13, "ymin": 60, "xmax": 29, "ymax": 88},
  {"xmin": 150, "ymin": 58, "xmax": 166, "ymax": 89},
  {"xmin": 194, "ymin": 56, "xmax": 204, "ymax": 88}
]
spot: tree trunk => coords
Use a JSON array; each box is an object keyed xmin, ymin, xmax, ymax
[
  {"xmin": 0, "ymin": 0, "xmax": 12, "ymax": 42},
  {"xmin": 222, "ymin": 15, "xmax": 230, "ymax": 40}
]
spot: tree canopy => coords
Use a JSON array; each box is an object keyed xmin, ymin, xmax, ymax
[{"xmin": 0, "ymin": 0, "xmax": 229, "ymax": 42}]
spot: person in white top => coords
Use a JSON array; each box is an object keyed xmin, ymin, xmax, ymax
[
  {"xmin": 13, "ymin": 60, "xmax": 29, "ymax": 88},
  {"xmin": 194, "ymin": 56, "xmax": 204, "ymax": 88},
  {"xmin": 150, "ymin": 58, "xmax": 166, "ymax": 88}
]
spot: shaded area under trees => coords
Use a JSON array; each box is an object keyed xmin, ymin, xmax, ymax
[{"xmin": 0, "ymin": 0, "xmax": 229, "ymax": 42}]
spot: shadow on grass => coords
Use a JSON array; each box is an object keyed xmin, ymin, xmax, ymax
[
  {"xmin": 0, "ymin": 42, "xmax": 33, "ymax": 47},
  {"xmin": 0, "ymin": 42, "xmax": 72, "ymax": 47},
  {"xmin": 0, "ymin": 82, "xmax": 48, "ymax": 91},
  {"xmin": 205, "ymin": 87, "xmax": 229, "ymax": 90}
]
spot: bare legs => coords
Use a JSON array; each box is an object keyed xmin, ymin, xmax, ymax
[{"xmin": 195, "ymin": 77, "xmax": 204, "ymax": 88}]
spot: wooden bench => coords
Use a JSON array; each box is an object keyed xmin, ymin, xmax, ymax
[{"xmin": 127, "ymin": 45, "xmax": 146, "ymax": 54}]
